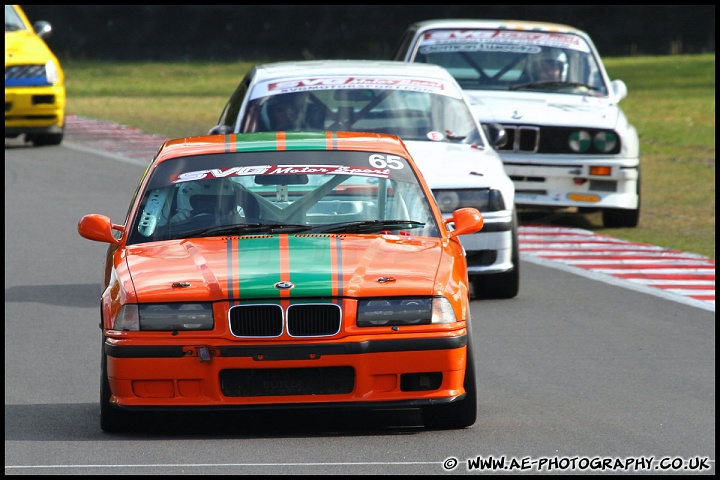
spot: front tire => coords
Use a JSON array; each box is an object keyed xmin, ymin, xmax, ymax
[
  {"xmin": 602, "ymin": 173, "xmax": 641, "ymax": 228},
  {"xmin": 28, "ymin": 132, "xmax": 64, "ymax": 146},
  {"xmin": 422, "ymin": 339, "xmax": 478, "ymax": 430},
  {"xmin": 27, "ymin": 123, "xmax": 65, "ymax": 147},
  {"xmin": 602, "ymin": 206, "xmax": 640, "ymax": 227},
  {"xmin": 100, "ymin": 337, "xmax": 134, "ymax": 433},
  {"xmin": 472, "ymin": 209, "xmax": 520, "ymax": 299}
]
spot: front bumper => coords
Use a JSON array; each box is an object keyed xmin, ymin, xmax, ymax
[
  {"xmin": 4, "ymin": 85, "xmax": 66, "ymax": 135},
  {"xmin": 104, "ymin": 333, "xmax": 469, "ymax": 410},
  {"xmin": 456, "ymin": 210, "xmax": 514, "ymax": 275},
  {"xmin": 503, "ymin": 155, "xmax": 640, "ymax": 210}
]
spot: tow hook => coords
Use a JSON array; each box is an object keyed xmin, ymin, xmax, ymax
[
  {"xmin": 185, "ymin": 346, "xmax": 214, "ymax": 362},
  {"xmin": 197, "ymin": 346, "xmax": 212, "ymax": 362}
]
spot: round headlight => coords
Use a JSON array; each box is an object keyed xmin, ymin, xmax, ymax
[
  {"xmin": 568, "ymin": 130, "xmax": 592, "ymax": 152},
  {"xmin": 594, "ymin": 131, "xmax": 618, "ymax": 152},
  {"xmin": 434, "ymin": 191, "xmax": 460, "ymax": 213}
]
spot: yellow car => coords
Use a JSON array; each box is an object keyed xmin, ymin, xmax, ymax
[{"xmin": 5, "ymin": 4, "xmax": 65, "ymax": 146}]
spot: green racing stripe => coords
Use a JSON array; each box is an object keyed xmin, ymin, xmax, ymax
[{"xmin": 230, "ymin": 234, "xmax": 339, "ymax": 299}]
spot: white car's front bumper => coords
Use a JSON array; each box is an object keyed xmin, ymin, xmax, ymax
[
  {"xmin": 504, "ymin": 155, "xmax": 640, "ymax": 210},
  {"xmin": 455, "ymin": 210, "xmax": 515, "ymax": 275}
]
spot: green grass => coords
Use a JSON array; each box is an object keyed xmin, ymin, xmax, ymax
[
  {"xmin": 599, "ymin": 55, "xmax": 715, "ymax": 259},
  {"xmin": 61, "ymin": 54, "xmax": 715, "ymax": 259}
]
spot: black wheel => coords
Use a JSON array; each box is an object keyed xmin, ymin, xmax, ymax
[
  {"xmin": 472, "ymin": 209, "xmax": 520, "ymax": 299},
  {"xmin": 602, "ymin": 206, "xmax": 640, "ymax": 227},
  {"xmin": 100, "ymin": 337, "xmax": 133, "ymax": 433},
  {"xmin": 602, "ymin": 173, "xmax": 641, "ymax": 228},
  {"xmin": 422, "ymin": 338, "xmax": 478, "ymax": 430},
  {"xmin": 27, "ymin": 127, "xmax": 64, "ymax": 147}
]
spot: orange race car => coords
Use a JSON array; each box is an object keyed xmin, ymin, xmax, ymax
[{"xmin": 78, "ymin": 131, "xmax": 484, "ymax": 432}]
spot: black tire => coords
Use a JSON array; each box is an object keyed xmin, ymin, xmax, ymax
[
  {"xmin": 422, "ymin": 338, "xmax": 478, "ymax": 430},
  {"xmin": 100, "ymin": 337, "xmax": 133, "ymax": 433},
  {"xmin": 602, "ymin": 206, "xmax": 640, "ymax": 227},
  {"xmin": 602, "ymin": 173, "xmax": 641, "ymax": 228},
  {"xmin": 472, "ymin": 209, "xmax": 520, "ymax": 299},
  {"xmin": 27, "ymin": 129, "xmax": 64, "ymax": 147}
]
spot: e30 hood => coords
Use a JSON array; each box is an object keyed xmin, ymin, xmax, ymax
[{"xmin": 467, "ymin": 91, "xmax": 622, "ymax": 130}]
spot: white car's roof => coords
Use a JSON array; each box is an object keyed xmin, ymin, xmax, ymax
[
  {"xmin": 250, "ymin": 59, "xmax": 460, "ymax": 83},
  {"xmin": 407, "ymin": 18, "xmax": 592, "ymax": 39}
]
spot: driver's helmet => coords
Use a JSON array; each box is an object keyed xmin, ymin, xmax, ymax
[
  {"xmin": 266, "ymin": 93, "xmax": 306, "ymax": 130},
  {"xmin": 528, "ymin": 48, "xmax": 568, "ymax": 82},
  {"xmin": 174, "ymin": 179, "xmax": 237, "ymax": 215}
]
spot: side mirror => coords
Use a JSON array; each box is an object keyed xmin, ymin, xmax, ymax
[
  {"xmin": 446, "ymin": 207, "xmax": 484, "ymax": 238},
  {"xmin": 209, "ymin": 124, "xmax": 233, "ymax": 135},
  {"xmin": 33, "ymin": 21, "xmax": 52, "ymax": 39},
  {"xmin": 610, "ymin": 79, "xmax": 628, "ymax": 102},
  {"xmin": 482, "ymin": 122, "xmax": 507, "ymax": 148},
  {"xmin": 78, "ymin": 214, "xmax": 121, "ymax": 244}
]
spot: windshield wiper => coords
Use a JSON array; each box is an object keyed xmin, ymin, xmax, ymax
[
  {"xmin": 311, "ymin": 220, "xmax": 425, "ymax": 234},
  {"xmin": 510, "ymin": 81, "xmax": 600, "ymax": 91},
  {"xmin": 174, "ymin": 223, "xmax": 312, "ymax": 239}
]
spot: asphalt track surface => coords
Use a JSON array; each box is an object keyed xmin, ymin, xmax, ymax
[
  {"xmin": 61, "ymin": 114, "xmax": 715, "ymax": 313},
  {"xmin": 5, "ymin": 121, "xmax": 715, "ymax": 474}
]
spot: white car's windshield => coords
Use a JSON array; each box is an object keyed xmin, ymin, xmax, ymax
[
  {"xmin": 241, "ymin": 82, "xmax": 484, "ymax": 145},
  {"xmin": 413, "ymin": 29, "xmax": 608, "ymax": 96}
]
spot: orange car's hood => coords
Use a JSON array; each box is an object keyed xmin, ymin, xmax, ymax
[{"xmin": 124, "ymin": 234, "xmax": 444, "ymax": 302}]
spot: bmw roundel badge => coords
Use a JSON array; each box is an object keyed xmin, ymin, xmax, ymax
[{"xmin": 274, "ymin": 281, "xmax": 295, "ymax": 290}]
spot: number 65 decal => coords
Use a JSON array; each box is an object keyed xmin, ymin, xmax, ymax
[{"xmin": 369, "ymin": 154, "xmax": 404, "ymax": 170}]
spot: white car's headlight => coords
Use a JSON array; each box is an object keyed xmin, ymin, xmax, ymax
[
  {"xmin": 592, "ymin": 131, "xmax": 618, "ymax": 153},
  {"xmin": 114, "ymin": 303, "xmax": 214, "ymax": 331},
  {"xmin": 569, "ymin": 129, "xmax": 619, "ymax": 153},
  {"xmin": 433, "ymin": 188, "xmax": 505, "ymax": 213},
  {"xmin": 357, "ymin": 297, "xmax": 457, "ymax": 326}
]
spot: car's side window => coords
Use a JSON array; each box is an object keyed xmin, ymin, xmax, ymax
[
  {"xmin": 134, "ymin": 186, "xmax": 173, "ymax": 240},
  {"xmin": 391, "ymin": 29, "xmax": 417, "ymax": 60},
  {"xmin": 217, "ymin": 77, "xmax": 251, "ymax": 130}
]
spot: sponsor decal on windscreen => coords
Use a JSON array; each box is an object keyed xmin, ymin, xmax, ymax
[
  {"xmin": 251, "ymin": 76, "xmax": 461, "ymax": 99},
  {"xmin": 419, "ymin": 29, "xmax": 591, "ymax": 53}
]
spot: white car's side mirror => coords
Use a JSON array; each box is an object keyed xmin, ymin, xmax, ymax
[{"xmin": 611, "ymin": 79, "xmax": 628, "ymax": 102}]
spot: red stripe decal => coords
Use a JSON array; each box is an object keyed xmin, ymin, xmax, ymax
[{"xmin": 279, "ymin": 234, "xmax": 291, "ymax": 298}]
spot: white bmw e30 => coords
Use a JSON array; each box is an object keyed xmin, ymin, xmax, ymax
[{"xmin": 394, "ymin": 19, "xmax": 641, "ymax": 228}]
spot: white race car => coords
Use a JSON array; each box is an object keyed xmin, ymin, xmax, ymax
[
  {"xmin": 393, "ymin": 19, "xmax": 641, "ymax": 227},
  {"xmin": 210, "ymin": 60, "xmax": 519, "ymax": 298}
]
